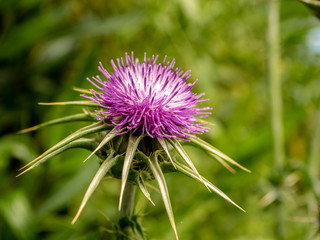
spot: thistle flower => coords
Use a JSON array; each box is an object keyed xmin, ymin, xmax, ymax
[
  {"xmin": 18, "ymin": 53, "xmax": 250, "ymax": 240},
  {"xmin": 82, "ymin": 52, "xmax": 210, "ymax": 140}
]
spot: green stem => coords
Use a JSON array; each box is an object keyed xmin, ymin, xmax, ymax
[
  {"xmin": 308, "ymin": 109, "xmax": 320, "ymax": 199},
  {"xmin": 120, "ymin": 183, "xmax": 136, "ymax": 218},
  {"xmin": 268, "ymin": 0, "xmax": 284, "ymax": 170},
  {"xmin": 118, "ymin": 183, "xmax": 136, "ymax": 240},
  {"xmin": 268, "ymin": 1, "xmax": 285, "ymax": 239},
  {"xmin": 309, "ymin": 109, "xmax": 320, "ymax": 183}
]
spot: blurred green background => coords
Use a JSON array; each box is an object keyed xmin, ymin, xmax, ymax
[{"xmin": 1, "ymin": 0, "xmax": 320, "ymax": 239}]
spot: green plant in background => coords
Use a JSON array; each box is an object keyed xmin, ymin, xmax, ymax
[{"xmin": 18, "ymin": 53, "xmax": 248, "ymax": 239}]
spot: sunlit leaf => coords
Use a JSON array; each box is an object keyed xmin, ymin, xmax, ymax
[
  {"xmin": 167, "ymin": 138, "xmax": 209, "ymax": 191},
  {"xmin": 157, "ymin": 137, "xmax": 176, "ymax": 168},
  {"xmin": 18, "ymin": 113, "xmax": 96, "ymax": 134},
  {"xmin": 147, "ymin": 152, "xmax": 179, "ymax": 240},
  {"xmin": 119, "ymin": 134, "xmax": 144, "ymax": 210},
  {"xmin": 175, "ymin": 161, "xmax": 245, "ymax": 212},
  {"xmin": 136, "ymin": 174, "xmax": 155, "ymax": 206},
  {"xmin": 188, "ymin": 137, "xmax": 250, "ymax": 172},
  {"xmin": 83, "ymin": 127, "xmax": 119, "ymax": 162},
  {"xmin": 38, "ymin": 101, "xmax": 99, "ymax": 107},
  {"xmin": 18, "ymin": 122, "xmax": 109, "ymax": 173},
  {"xmin": 16, "ymin": 138, "xmax": 99, "ymax": 177},
  {"xmin": 72, "ymin": 150, "xmax": 118, "ymax": 224}
]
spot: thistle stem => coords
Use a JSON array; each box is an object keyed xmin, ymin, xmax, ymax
[
  {"xmin": 267, "ymin": 0, "xmax": 285, "ymax": 239},
  {"xmin": 118, "ymin": 183, "xmax": 136, "ymax": 240},
  {"xmin": 309, "ymin": 109, "xmax": 320, "ymax": 185},
  {"xmin": 268, "ymin": 0, "xmax": 284, "ymax": 170},
  {"xmin": 120, "ymin": 183, "xmax": 136, "ymax": 218}
]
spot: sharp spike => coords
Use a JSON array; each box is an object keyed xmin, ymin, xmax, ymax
[
  {"xmin": 147, "ymin": 152, "xmax": 179, "ymax": 240},
  {"xmin": 176, "ymin": 161, "xmax": 245, "ymax": 212},
  {"xmin": 38, "ymin": 101, "xmax": 98, "ymax": 107},
  {"xmin": 158, "ymin": 138, "xmax": 176, "ymax": 169},
  {"xmin": 72, "ymin": 151, "xmax": 118, "ymax": 224},
  {"xmin": 118, "ymin": 134, "xmax": 144, "ymax": 210},
  {"xmin": 189, "ymin": 138, "xmax": 251, "ymax": 173},
  {"xmin": 137, "ymin": 175, "xmax": 155, "ymax": 206},
  {"xmin": 168, "ymin": 138, "xmax": 210, "ymax": 191},
  {"xmin": 83, "ymin": 128, "xmax": 118, "ymax": 162},
  {"xmin": 19, "ymin": 122, "xmax": 107, "ymax": 171}
]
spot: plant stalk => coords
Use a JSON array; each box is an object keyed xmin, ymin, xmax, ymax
[
  {"xmin": 308, "ymin": 109, "xmax": 320, "ymax": 199},
  {"xmin": 268, "ymin": 0, "xmax": 285, "ymax": 170},
  {"xmin": 309, "ymin": 109, "xmax": 320, "ymax": 184},
  {"xmin": 118, "ymin": 183, "xmax": 136, "ymax": 240},
  {"xmin": 267, "ymin": 0, "xmax": 285, "ymax": 239},
  {"xmin": 120, "ymin": 183, "xmax": 136, "ymax": 218}
]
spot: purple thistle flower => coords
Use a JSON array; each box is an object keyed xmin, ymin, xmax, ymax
[{"xmin": 82, "ymin": 52, "xmax": 211, "ymax": 140}]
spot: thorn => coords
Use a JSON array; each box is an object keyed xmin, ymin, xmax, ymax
[
  {"xmin": 71, "ymin": 203, "xmax": 85, "ymax": 224},
  {"xmin": 118, "ymin": 183, "xmax": 126, "ymax": 211},
  {"xmin": 17, "ymin": 126, "xmax": 38, "ymax": 134},
  {"xmin": 16, "ymin": 165, "xmax": 34, "ymax": 177},
  {"xmin": 18, "ymin": 155, "xmax": 42, "ymax": 171},
  {"xmin": 148, "ymin": 197, "xmax": 156, "ymax": 206}
]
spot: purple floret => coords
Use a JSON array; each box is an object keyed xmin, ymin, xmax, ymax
[{"xmin": 82, "ymin": 52, "xmax": 211, "ymax": 140}]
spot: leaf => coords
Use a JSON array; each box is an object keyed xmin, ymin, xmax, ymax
[
  {"xmin": 188, "ymin": 137, "xmax": 251, "ymax": 172},
  {"xmin": 16, "ymin": 138, "xmax": 99, "ymax": 177},
  {"xmin": 147, "ymin": 152, "xmax": 179, "ymax": 240},
  {"xmin": 17, "ymin": 112, "xmax": 96, "ymax": 134},
  {"xmin": 118, "ymin": 134, "xmax": 144, "ymax": 210},
  {"xmin": 0, "ymin": 191, "xmax": 34, "ymax": 240},
  {"xmin": 157, "ymin": 138, "xmax": 176, "ymax": 168},
  {"xmin": 83, "ymin": 127, "xmax": 119, "ymax": 162},
  {"xmin": 167, "ymin": 138, "xmax": 209, "ymax": 191},
  {"xmin": 18, "ymin": 122, "xmax": 109, "ymax": 174},
  {"xmin": 209, "ymin": 152, "xmax": 236, "ymax": 173},
  {"xmin": 72, "ymin": 150, "xmax": 119, "ymax": 224},
  {"xmin": 136, "ymin": 175, "xmax": 155, "ymax": 206},
  {"xmin": 175, "ymin": 161, "xmax": 245, "ymax": 212},
  {"xmin": 38, "ymin": 101, "xmax": 99, "ymax": 107},
  {"xmin": 72, "ymin": 86, "xmax": 93, "ymax": 94}
]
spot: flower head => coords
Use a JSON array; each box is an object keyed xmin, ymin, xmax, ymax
[{"xmin": 82, "ymin": 52, "xmax": 211, "ymax": 139}]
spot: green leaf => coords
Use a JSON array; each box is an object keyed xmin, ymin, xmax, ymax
[
  {"xmin": 208, "ymin": 152, "xmax": 236, "ymax": 173},
  {"xmin": 16, "ymin": 138, "xmax": 99, "ymax": 177},
  {"xmin": 83, "ymin": 127, "xmax": 119, "ymax": 162},
  {"xmin": 18, "ymin": 122, "xmax": 109, "ymax": 175},
  {"xmin": 0, "ymin": 191, "xmax": 34, "ymax": 240},
  {"xmin": 136, "ymin": 174, "xmax": 155, "ymax": 206},
  {"xmin": 167, "ymin": 138, "xmax": 209, "ymax": 191},
  {"xmin": 119, "ymin": 133, "xmax": 144, "ymax": 210},
  {"xmin": 72, "ymin": 150, "xmax": 119, "ymax": 224},
  {"xmin": 38, "ymin": 101, "xmax": 99, "ymax": 107},
  {"xmin": 17, "ymin": 112, "xmax": 96, "ymax": 134},
  {"xmin": 72, "ymin": 86, "xmax": 93, "ymax": 95},
  {"xmin": 175, "ymin": 161, "xmax": 245, "ymax": 212},
  {"xmin": 147, "ymin": 152, "xmax": 179, "ymax": 240},
  {"xmin": 157, "ymin": 137, "xmax": 176, "ymax": 168},
  {"xmin": 188, "ymin": 137, "xmax": 250, "ymax": 172}
]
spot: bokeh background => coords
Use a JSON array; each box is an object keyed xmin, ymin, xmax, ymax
[{"xmin": 1, "ymin": 0, "xmax": 320, "ymax": 239}]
